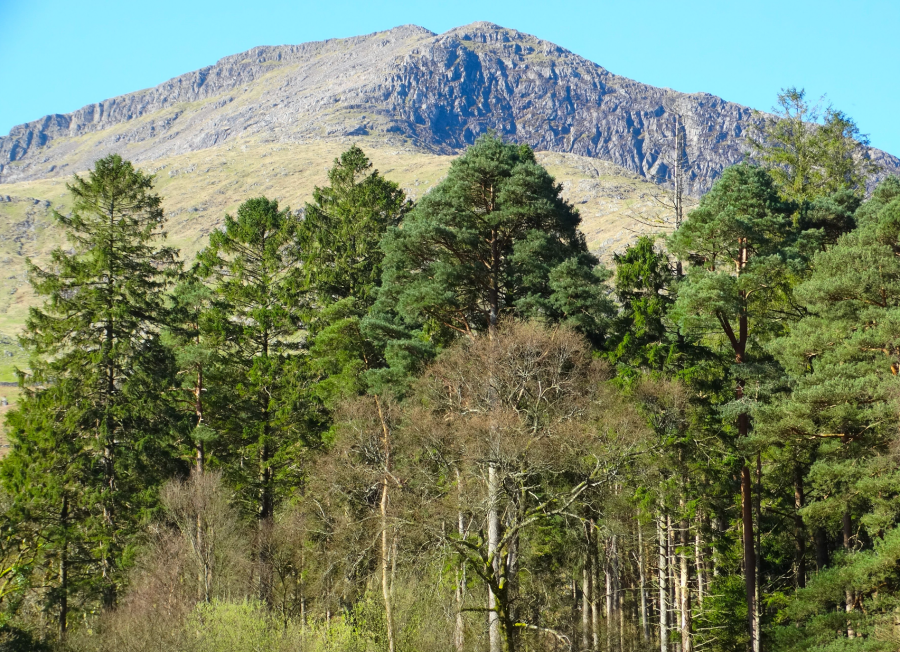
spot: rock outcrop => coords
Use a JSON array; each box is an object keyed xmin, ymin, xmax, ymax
[{"xmin": 1, "ymin": 22, "xmax": 897, "ymax": 192}]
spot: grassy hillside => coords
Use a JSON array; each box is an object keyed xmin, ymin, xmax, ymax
[{"xmin": 0, "ymin": 134, "xmax": 671, "ymax": 381}]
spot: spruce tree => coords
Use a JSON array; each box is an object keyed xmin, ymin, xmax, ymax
[
  {"xmin": 196, "ymin": 197, "xmax": 309, "ymax": 521},
  {"xmin": 300, "ymin": 146, "xmax": 411, "ymax": 404},
  {"xmin": 301, "ymin": 145, "xmax": 410, "ymax": 310},
  {"xmin": 2, "ymin": 154, "xmax": 182, "ymax": 617}
]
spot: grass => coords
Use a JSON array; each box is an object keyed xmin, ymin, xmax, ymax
[{"xmin": 0, "ymin": 134, "xmax": 670, "ymax": 381}]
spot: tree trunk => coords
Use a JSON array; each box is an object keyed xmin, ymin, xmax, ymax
[
  {"xmin": 592, "ymin": 521, "xmax": 600, "ymax": 651},
  {"xmin": 638, "ymin": 520, "xmax": 650, "ymax": 644},
  {"xmin": 659, "ymin": 515, "xmax": 668, "ymax": 652},
  {"xmin": 843, "ymin": 509, "xmax": 855, "ymax": 638},
  {"xmin": 606, "ymin": 538, "xmax": 615, "ymax": 652},
  {"xmin": 455, "ymin": 469, "xmax": 466, "ymax": 652},
  {"xmin": 583, "ymin": 536, "xmax": 592, "ymax": 652},
  {"xmin": 669, "ymin": 514, "xmax": 680, "ymax": 652},
  {"xmin": 58, "ymin": 494, "xmax": 68, "ymax": 641},
  {"xmin": 376, "ymin": 396, "xmax": 396, "ymax": 652},
  {"xmin": 195, "ymin": 366, "xmax": 205, "ymax": 474},
  {"xmin": 258, "ymin": 440, "xmax": 273, "ymax": 606},
  {"xmin": 755, "ymin": 453, "xmax": 762, "ymax": 651},
  {"xmin": 741, "ymin": 461, "xmax": 758, "ymax": 652},
  {"xmin": 695, "ymin": 520, "xmax": 705, "ymax": 607},
  {"xmin": 488, "ymin": 464, "xmax": 502, "ymax": 652},
  {"xmin": 680, "ymin": 504, "xmax": 692, "ymax": 652}
]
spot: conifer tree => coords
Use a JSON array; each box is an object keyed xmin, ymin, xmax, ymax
[
  {"xmin": 669, "ymin": 163, "xmax": 799, "ymax": 652},
  {"xmin": 378, "ymin": 134, "xmax": 612, "ymax": 342},
  {"xmin": 163, "ymin": 271, "xmax": 227, "ymax": 473},
  {"xmin": 2, "ymin": 154, "xmax": 182, "ymax": 616},
  {"xmin": 301, "ymin": 145, "xmax": 410, "ymax": 310},
  {"xmin": 750, "ymin": 88, "xmax": 877, "ymax": 202},
  {"xmin": 300, "ymin": 146, "xmax": 412, "ymax": 404},
  {"xmin": 761, "ymin": 177, "xmax": 900, "ymax": 649},
  {"xmin": 196, "ymin": 197, "xmax": 310, "ymax": 515},
  {"xmin": 196, "ymin": 197, "xmax": 311, "ymax": 603}
]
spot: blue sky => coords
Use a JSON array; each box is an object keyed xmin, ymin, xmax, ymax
[{"xmin": 1, "ymin": 0, "xmax": 897, "ymax": 155}]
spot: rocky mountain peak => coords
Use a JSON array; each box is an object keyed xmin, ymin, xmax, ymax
[{"xmin": 1, "ymin": 23, "xmax": 896, "ymax": 192}]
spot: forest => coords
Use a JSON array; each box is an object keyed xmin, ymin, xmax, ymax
[{"xmin": 1, "ymin": 88, "xmax": 898, "ymax": 652}]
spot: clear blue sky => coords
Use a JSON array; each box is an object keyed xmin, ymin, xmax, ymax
[{"xmin": 1, "ymin": 0, "xmax": 897, "ymax": 155}]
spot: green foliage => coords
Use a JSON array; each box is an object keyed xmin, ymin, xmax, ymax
[
  {"xmin": 196, "ymin": 197, "xmax": 313, "ymax": 518},
  {"xmin": 2, "ymin": 129, "xmax": 899, "ymax": 652},
  {"xmin": 0, "ymin": 154, "xmax": 184, "ymax": 627},
  {"xmin": 300, "ymin": 147, "xmax": 413, "ymax": 406},
  {"xmin": 301, "ymin": 145, "xmax": 410, "ymax": 309},
  {"xmin": 750, "ymin": 87, "xmax": 878, "ymax": 202},
  {"xmin": 378, "ymin": 133, "xmax": 611, "ymax": 341}
]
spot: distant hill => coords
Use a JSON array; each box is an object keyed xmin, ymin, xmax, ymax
[{"xmin": 3, "ymin": 22, "xmax": 897, "ymax": 192}]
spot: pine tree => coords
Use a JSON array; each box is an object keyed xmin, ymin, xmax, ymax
[
  {"xmin": 760, "ymin": 177, "xmax": 900, "ymax": 649},
  {"xmin": 377, "ymin": 134, "xmax": 613, "ymax": 342},
  {"xmin": 2, "ymin": 154, "xmax": 182, "ymax": 619},
  {"xmin": 668, "ymin": 163, "xmax": 800, "ymax": 652},
  {"xmin": 750, "ymin": 87, "xmax": 877, "ymax": 202}
]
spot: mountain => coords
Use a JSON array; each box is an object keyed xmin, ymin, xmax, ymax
[
  {"xmin": 0, "ymin": 22, "xmax": 897, "ymax": 382},
  {"xmin": 3, "ymin": 22, "xmax": 897, "ymax": 192}
]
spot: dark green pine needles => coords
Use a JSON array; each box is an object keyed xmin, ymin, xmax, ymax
[{"xmin": 377, "ymin": 134, "xmax": 614, "ymax": 343}]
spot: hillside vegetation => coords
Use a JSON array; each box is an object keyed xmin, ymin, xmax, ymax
[
  {"xmin": 0, "ymin": 135, "xmax": 668, "ymax": 381},
  {"xmin": 0, "ymin": 55, "xmax": 895, "ymax": 652}
]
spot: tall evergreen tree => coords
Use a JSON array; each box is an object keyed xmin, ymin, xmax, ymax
[
  {"xmin": 196, "ymin": 197, "xmax": 310, "ymax": 521},
  {"xmin": 300, "ymin": 146, "xmax": 412, "ymax": 405},
  {"xmin": 760, "ymin": 177, "xmax": 900, "ymax": 649},
  {"xmin": 301, "ymin": 145, "xmax": 410, "ymax": 310},
  {"xmin": 2, "ymin": 154, "xmax": 182, "ymax": 619},
  {"xmin": 750, "ymin": 87, "xmax": 877, "ymax": 202},
  {"xmin": 378, "ymin": 133, "xmax": 613, "ymax": 342},
  {"xmin": 669, "ymin": 163, "xmax": 800, "ymax": 652}
]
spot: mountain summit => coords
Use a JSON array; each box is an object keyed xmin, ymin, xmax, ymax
[{"xmin": 3, "ymin": 22, "xmax": 897, "ymax": 191}]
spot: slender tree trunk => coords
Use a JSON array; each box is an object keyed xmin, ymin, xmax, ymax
[
  {"xmin": 488, "ymin": 464, "xmax": 502, "ymax": 652},
  {"xmin": 612, "ymin": 533, "xmax": 622, "ymax": 652},
  {"xmin": 606, "ymin": 537, "xmax": 614, "ymax": 652},
  {"xmin": 669, "ymin": 514, "xmax": 680, "ymax": 652},
  {"xmin": 680, "ymin": 502, "xmax": 692, "ymax": 652},
  {"xmin": 195, "ymin": 366, "xmax": 205, "ymax": 474},
  {"xmin": 755, "ymin": 453, "xmax": 762, "ymax": 650},
  {"xmin": 659, "ymin": 515, "xmax": 668, "ymax": 652},
  {"xmin": 695, "ymin": 520, "xmax": 705, "ymax": 607},
  {"xmin": 258, "ymin": 440, "xmax": 273, "ymax": 606},
  {"xmin": 455, "ymin": 469, "xmax": 466, "ymax": 652},
  {"xmin": 741, "ymin": 460, "xmax": 758, "ymax": 652},
  {"xmin": 375, "ymin": 395, "xmax": 396, "ymax": 652},
  {"xmin": 638, "ymin": 521, "xmax": 650, "ymax": 644},
  {"xmin": 583, "ymin": 535, "xmax": 592, "ymax": 652},
  {"xmin": 591, "ymin": 520, "xmax": 600, "ymax": 651}
]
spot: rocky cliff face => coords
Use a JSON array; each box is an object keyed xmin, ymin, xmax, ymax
[{"xmin": 2, "ymin": 22, "xmax": 897, "ymax": 192}]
